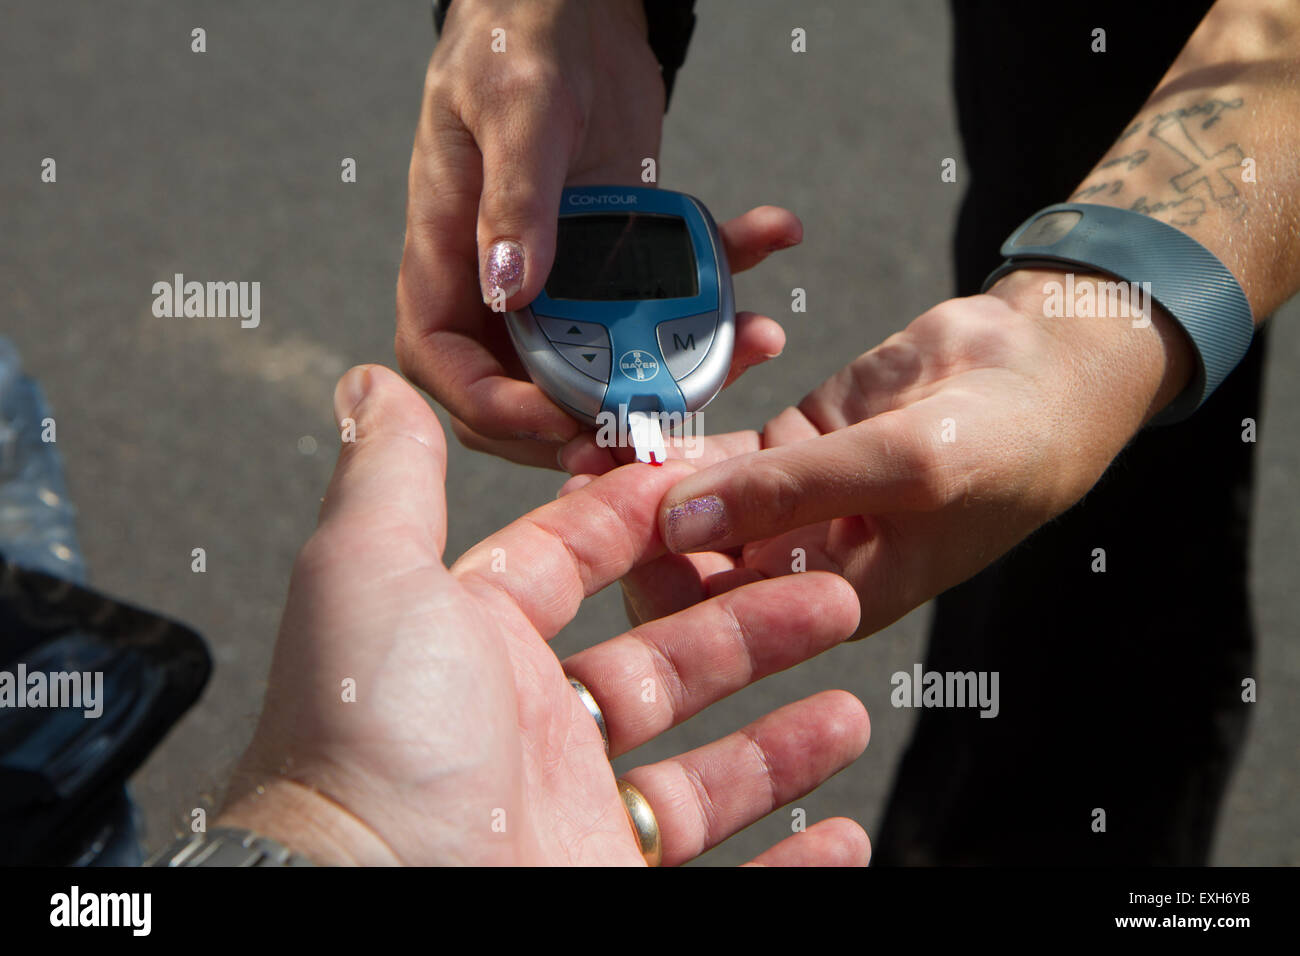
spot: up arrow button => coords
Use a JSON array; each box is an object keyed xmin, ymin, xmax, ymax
[{"xmin": 536, "ymin": 315, "xmax": 610, "ymax": 348}]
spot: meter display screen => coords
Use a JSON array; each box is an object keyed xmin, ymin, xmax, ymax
[{"xmin": 546, "ymin": 214, "xmax": 699, "ymax": 301}]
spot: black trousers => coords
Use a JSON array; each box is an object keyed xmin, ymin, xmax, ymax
[{"xmin": 875, "ymin": 0, "xmax": 1261, "ymax": 864}]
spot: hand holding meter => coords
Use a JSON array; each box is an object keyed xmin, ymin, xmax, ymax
[{"xmin": 505, "ymin": 186, "xmax": 734, "ymax": 463}]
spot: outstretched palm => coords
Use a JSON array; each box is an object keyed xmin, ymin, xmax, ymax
[{"xmin": 222, "ymin": 365, "xmax": 872, "ymax": 866}]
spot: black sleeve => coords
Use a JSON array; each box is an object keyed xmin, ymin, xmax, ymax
[
  {"xmin": 644, "ymin": 1, "xmax": 697, "ymax": 108},
  {"xmin": 432, "ymin": 0, "xmax": 697, "ymax": 111}
]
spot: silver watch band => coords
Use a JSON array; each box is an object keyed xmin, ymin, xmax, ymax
[{"xmin": 145, "ymin": 826, "xmax": 316, "ymax": 867}]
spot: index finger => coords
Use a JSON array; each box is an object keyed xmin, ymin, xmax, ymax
[
  {"xmin": 717, "ymin": 205, "xmax": 803, "ymax": 273},
  {"xmin": 449, "ymin": 459, "xmax": 695, "ymax": 639},
  {"xmin": 658, "ymin": 409, "xmax": 950, "ymax": 553},
  {"xmin": 558, "ymin": 426, "xmax": 764, "ymax": 477}
]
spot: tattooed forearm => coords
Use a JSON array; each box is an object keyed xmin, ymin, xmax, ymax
[
  {"xmin": 1062, "ymin": 0, "xmax": 1300, "ymax": 320},
  {"xmin": 1115, "ymin": 118, "xmax": 1144, "ymax": 143},
  {"xmin": 1067, "ymin": 150, "xmax": 1149, "ymax": 200},
  {"xmin": 1130, "ymin": 194, "xmax": 1207, "ymax": 227},
  {"xmin": 1150, "ymin": 96, "xmax": 1243, "ymax": 130},
  {"xmin": 1071, "ymin": 179, "xmax": 1125, "ymax": 200},
  {"xmin": 1070, "ymin": 97, "xmax": 1249, "ymax": 227},
  {"xmin": 1098, "ymin": 150, "xmax": 1148, "ymax": 172}
]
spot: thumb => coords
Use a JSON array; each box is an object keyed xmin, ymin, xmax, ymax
[
  {"xmin": 657, "ymin": 414, "xmax": 942, "ymax": 553},
  {"xmin": 475, "ymin": 106, "xmax": 574, "ymax": 310},
  {"xmin": 319, "ymin": 364, "xmax": 450, "ymax": 558}
]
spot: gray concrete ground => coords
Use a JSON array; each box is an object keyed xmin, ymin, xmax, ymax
[{"xmin": 2, "ymin": 1, "xmax": 1296, "ymax": 865}]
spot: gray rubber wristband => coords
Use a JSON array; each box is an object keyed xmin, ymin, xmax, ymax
[{"xmin": 981, "ymin": 202, "xmax": 1254, "ymax": 425}]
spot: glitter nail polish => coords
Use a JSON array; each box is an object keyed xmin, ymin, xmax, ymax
[
  {"xmin": 664, "ymin": 495, "xmax": 729, "ymax": 553},
  {"xmin": 483, "ymin": 239, "xmax": 525, "ymax": 304}
]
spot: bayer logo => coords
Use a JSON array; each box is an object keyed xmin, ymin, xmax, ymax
[{"xmin": 617, "ymin": 349, "xmax": 660, "ymax": 382}]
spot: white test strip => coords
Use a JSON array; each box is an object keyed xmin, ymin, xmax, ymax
[{"xmin": 627, "ymin": 411, "xmax": 667, "ymax": 465}]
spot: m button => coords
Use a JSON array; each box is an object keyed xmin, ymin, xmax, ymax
[{"xmin": 656, "ymin": 314, "xmax": 717, "ymax": 380}]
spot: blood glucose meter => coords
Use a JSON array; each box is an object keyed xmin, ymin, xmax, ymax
[{"xmin": 505, "ymin": 185, "xmax": 734, "ymax": 462}]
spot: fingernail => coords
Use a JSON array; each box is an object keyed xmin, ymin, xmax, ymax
[
  {"xmin": 557, "ymin": 436, "xmax": 587, "ymax": 473},
  {"xmin": 334, "ymin": 365, "xmax": 373, "ymax": 422},
  {"xmin": 483, "ymin": 239, "xmax": 525, "ymax": 305},
  {"xmin": 556, "ymin": 474, "xmax": 595, "ymax": 499},
  {"xmin": 512, "ymin": 429, "xmax": 568, "ymax": 444},
  {"xmin": 663, "ymin": 495, "xmax": 729, "ymax": 553}
]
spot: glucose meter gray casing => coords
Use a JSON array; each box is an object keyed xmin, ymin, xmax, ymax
[{"xmin": 505, "ymin": 186, "xmax": 734, "ymax": 428}]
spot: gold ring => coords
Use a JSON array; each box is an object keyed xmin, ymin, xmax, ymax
[
  {"xmin": 616, "ymin": 779, "xmax": 662, "ymax": 867},
  {"xmin": 567, "ymin": 676, "xmax": 609, "ymax": 755}
]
